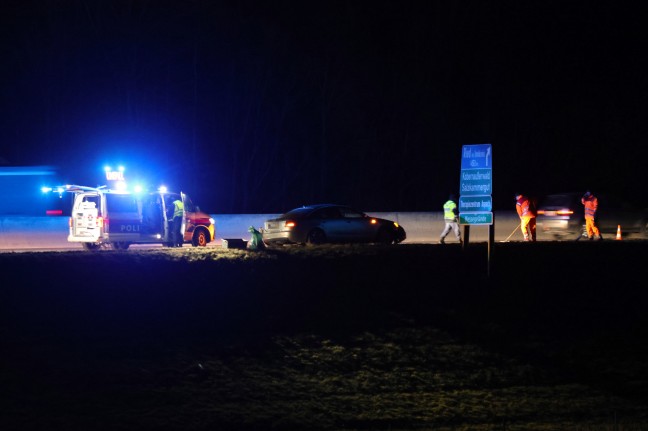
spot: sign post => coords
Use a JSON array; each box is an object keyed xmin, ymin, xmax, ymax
[{"xmin": 459, "ymin": 143, "xmax": 493, "ymax": 275}]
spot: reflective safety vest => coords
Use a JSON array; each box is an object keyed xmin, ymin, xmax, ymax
[
  {"xmin": 516, "ymin": 196, "xmax": 535, "ymax": 218},
  {"xmin": 443, "ymin": 200, "xmax": 457, "ymax": 220},
  {"xmin": 173, "ymin": 199, "xmax": 184, "ymax": 218},
  {"xmin": 582, "ymin": 195, "xmax": 598, "ymax": 219}
]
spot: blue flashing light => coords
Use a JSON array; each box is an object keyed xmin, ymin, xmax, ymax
[
  {"xmin": 158, "ymin": 186, "xmax": 168, "ymax": 193},
  {"xmin": 133, "ymin": 184, "xmax": 143, "ymax": 193},
  {"xmin": 41, "ymin": 185, "xmax": 67, "ymax": 197},
  {"xmin": 105, "ymin": 164, "xmax": 125, "ymax": 181}
]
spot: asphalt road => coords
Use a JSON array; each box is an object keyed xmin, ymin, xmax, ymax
[{"xmin": 1, "ymin": 212, "xmax": 645, "ymax": 252}]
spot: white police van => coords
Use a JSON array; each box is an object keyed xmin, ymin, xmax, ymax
[{"xmin": 67, "ymin": 185, "xmax": 215, "ymax": 250}]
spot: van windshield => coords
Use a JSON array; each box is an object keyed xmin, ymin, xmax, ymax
[{"xmin": 183, "ymin": 195, "xmax": 196, "ymax": 212}]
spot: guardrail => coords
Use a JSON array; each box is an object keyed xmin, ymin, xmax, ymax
[{"xmin": 0, "ymin": 211, "xmax": 538, "ymax": 250}]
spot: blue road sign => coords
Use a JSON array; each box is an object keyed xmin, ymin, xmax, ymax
[
  {"xmin": 459, "ymin": 195, "xmax": 492, "ymax": 212},
  {"xmin": 460, "ymin": 144, "xmax": 493, "ymax": 225},
  {"xmin": 461, "ymin": 143, "xmax": 492, "ymax": 169},
  {"xmin": 460, "ymin": 143, "xmax": 492, "ymax": 197}
]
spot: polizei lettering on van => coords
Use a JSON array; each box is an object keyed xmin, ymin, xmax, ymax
[{"xmin": 119, "ymin": 224, "xmax": 141, "ymax": 232}]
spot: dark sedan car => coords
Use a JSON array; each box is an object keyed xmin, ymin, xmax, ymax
[
  {"xmin": 261, "ymin": 204, "xmax": 406, "ymax": 246},
  {"xmin": 537, "ymin": 192, "xmax": 648, "ymax": 239}
]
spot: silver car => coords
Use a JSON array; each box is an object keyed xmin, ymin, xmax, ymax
[
  {"xmin": 537, "ymin": 192, "xmax": 648, "ymax": 239},
  {"xmin": 262, "ymin": 204, "xmax": 406, "ymax": 246}
]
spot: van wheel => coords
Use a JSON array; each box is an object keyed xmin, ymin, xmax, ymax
[
  {"xmin": 82, "ymin": 242, "xmax": 100, "ymax": 251},
  {"xmin": 112, "ymin": 242, "xmax": 130, "ymax": 250},
  {"xmin": 192, "ymin": 229, "xmax": 209, "ymax": 247}
]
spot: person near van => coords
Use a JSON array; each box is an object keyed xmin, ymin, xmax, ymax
[
  {"xmin": 581, "ymin": 190, "xmax": 602, "ymax": 240},
  {"xmin": 172, "ymin": 197, "xmax": 184, "ymax": 247},
  {"xmin": 439, "ymin": 194, "xmax": 461, "ymax": 244},
  {"xmin": 515, "ymin": 193, "xmax": 536, "ymax": 242}
]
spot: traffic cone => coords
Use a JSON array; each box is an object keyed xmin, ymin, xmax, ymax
[{"xmin": 616, "ymin": 225, "xmax": 622, "ymax": 240}]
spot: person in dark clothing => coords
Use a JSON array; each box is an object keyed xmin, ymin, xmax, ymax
[{"xmin": 171, "ymin": 197, "xmax": 184, "ymax": 247}]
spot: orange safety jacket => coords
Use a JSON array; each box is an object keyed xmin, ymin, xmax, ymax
[
  {"xmin": 582, "ymin": 195, "xmax": 598, "ymax": 219},
  {"xmin": 516, "ymin": 196, "xmax": 535, "ymax": 218}
]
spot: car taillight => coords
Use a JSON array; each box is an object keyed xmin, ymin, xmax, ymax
[
  {"xmin": 370, "ymin": 219, "xmax": 377, "ymax": 224},
  {"xmin": 285, "ymin": 220, "xmax": 296, "ymax": 228},
  {"xmin": 537, "ymin": 210, "xmax": 545, "ymax": 215},
  {"xmin": 557, "ymin": 210, "xmax": 573, "ymax": 215},
  {"xmin": 98, "ymin": 217, "xmax": 105, "ymax": 228}
]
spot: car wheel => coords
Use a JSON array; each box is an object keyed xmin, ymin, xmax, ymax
[
  {"xmin": 396, "ymin": 226, "xmax": 406, "ymax": 243},
  {"xmin": 192, "ymin": 228, "xmax": 209, "ymax": 247},
  {"xmin": 376, "ymin": 228, "xmax": 394, "ymax": 245},
  {"xmin": 82, "ymin": 242, "xmax": 100, "ymax": 251},
  {"xmin": 306, "ymin": 228, "xmax": 326, "ymax": 245}
]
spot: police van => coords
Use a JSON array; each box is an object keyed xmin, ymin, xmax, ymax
[{"xmin": 67, "ymin": 185, "xmax": 215, "ymax": 250}]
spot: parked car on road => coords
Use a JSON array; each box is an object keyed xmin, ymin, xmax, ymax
[
  {"xmin": 261, "ymin": 204, "xmax": 406, "ymax": 246},
  {"xmin": 537, "ymin": 192, "xmax": 648, "ymax": 239}
]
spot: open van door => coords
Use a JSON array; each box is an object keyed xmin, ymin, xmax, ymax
[{"xmin": 68, "ymin": 191, "xmax": 103, "ymax": 248}]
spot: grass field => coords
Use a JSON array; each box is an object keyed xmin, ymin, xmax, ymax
[{"xmin": 1, "ymin": 242, "xmax": 647, "ymax": 430}]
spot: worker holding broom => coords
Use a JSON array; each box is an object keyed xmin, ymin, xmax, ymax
[{"xmin": 515, "ymin": 193, "xmax": 537, "ymax": 242}]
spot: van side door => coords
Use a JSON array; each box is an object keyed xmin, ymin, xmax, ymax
[{"xmin": 69, "ymin": 192, "xmax": 102, "ymax": 241}]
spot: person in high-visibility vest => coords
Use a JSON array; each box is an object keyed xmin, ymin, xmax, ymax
[
  {"xmin": 172, "ymin": 197, "xmax": 184, "ymax": 247},
  {"xmin": 439, "ymin": 194, "xmax": 461, "ymax": 244},
  {"xmin": 515, "ymin": 193, "xmax": 537, "ymax": 242},
  {"xmin": 581, "ymin": 190, "xmax": 602, "ymax": 240}
]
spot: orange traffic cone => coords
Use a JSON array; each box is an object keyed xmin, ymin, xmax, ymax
[{"xmin": 616, "ymin": 225, "xmax": 622, "ymax": 240}]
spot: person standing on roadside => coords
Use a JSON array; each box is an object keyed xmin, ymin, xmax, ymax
[
  {"xmin": 439, "ymin": 194, "xmax": 462, "ymax": 244},
  {"xmin": 515, "ymin": 193, "xmax": 537, "ymax": 242},
  {"xmin": 172, "ymin": 196, "xmax": 185, "ymax": 247},
  {"xmin": 581, "ymin": 190, "xmax": 602, "ymax": 240}
]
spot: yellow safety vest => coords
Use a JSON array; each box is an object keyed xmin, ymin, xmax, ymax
[
  {"xmin": 443, "ymin": 200, "xmax": 457, "ymax": 220},
  {"xmin": 173, "ymin": 200, "xmax": 184, "ymax": 218}
]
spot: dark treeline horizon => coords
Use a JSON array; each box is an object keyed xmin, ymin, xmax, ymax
[{"xmin": 2, "ymin": 1, "xmax": 647, "ymax": 213}]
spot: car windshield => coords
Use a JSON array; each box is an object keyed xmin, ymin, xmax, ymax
[
  {"xmin": 540, "ymin": 194, "xmax": 578, "ymax": 207},
  {"xmin": 282, "ymin": 207, "xmax": 315, "ymax": 218},
  {"xmin": 312, "ymin": 207, "xmax": 342, "ymax": 219},
  {"xmin": 340, "ymin": 207, "xmax": 365, "ymax": 218}
]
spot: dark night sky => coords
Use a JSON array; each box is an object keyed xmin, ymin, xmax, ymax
[{"xmin": 1, "ymin": 1, "xmax": 647, "ymax": 213}]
